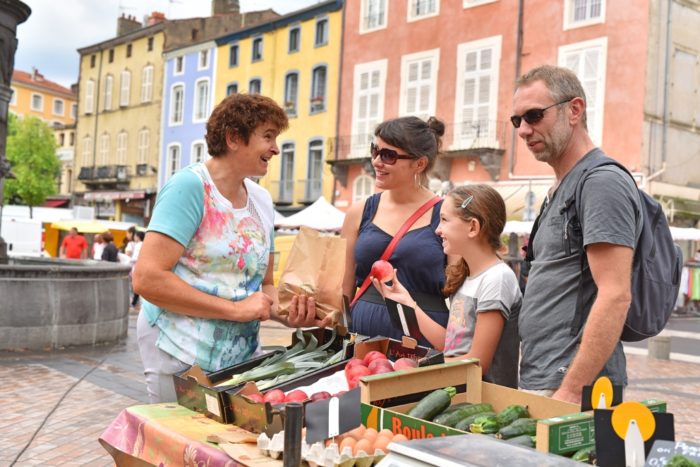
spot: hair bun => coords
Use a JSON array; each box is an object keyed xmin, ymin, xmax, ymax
[{"xmin": 427, "ymin": 116, "xmax": 445, "ymax": 137}]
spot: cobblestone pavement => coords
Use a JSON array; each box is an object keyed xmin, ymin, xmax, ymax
[{"xmin": 1, "ymin": 313, "xmax": 698, "ymax": 466}]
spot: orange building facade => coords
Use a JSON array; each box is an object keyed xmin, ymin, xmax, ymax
[
  {"xmin": 332, "ymin": 0, "xmax": 698, "ymax": 222},
  {"xmin": 10, "ymin": 69, "xmax": 77, "ymax": 127}
]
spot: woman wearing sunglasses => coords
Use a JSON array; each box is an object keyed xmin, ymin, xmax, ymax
[{"xmin": 341, "ymin": 116, "xmax": 450, "ymax": 347}]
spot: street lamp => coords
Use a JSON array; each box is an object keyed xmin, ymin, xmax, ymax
[{"xmin": 0, "ymin": 0, "xmax": 31, "ymax": 264}]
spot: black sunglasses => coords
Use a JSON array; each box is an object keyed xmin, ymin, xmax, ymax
[
  {"xmin": 370, "ymin": 142, "xmax": 414, "ymax": 165},
  {"xmin": 510, "ymin": 99, "xmax": 573, "ymax": 128}
]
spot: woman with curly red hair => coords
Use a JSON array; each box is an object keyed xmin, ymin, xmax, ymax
[{"xmin": 133, "ymin": 93, "xmax": 328, "ymax": 403}]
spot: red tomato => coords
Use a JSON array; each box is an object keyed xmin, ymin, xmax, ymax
[
  {"xmin": 345, "ymin": 358, "xmax": 366, "ymax": 369},
  {"xmin": 284, "ymin": 389, "xmax": 308, "ymax": 403},
  {"xmin": 263, "ymin": 389, "xmax": 286, "ymax": 404},
  {"xmin": 310, "ymin": 391, "xmax": 332, "ymax": 401},
  {"xmin": 393, "ymin": 357, "xmax": 419, "ymax": 370},
  {"xmin": 346, "ymin": 365, "xmax": 371, "ymax": 385},
  {"xmin": 368, "ymin": 359, "xmax": 394, "ymax": 374},
  {"xmin": 246, "ymin": 393, "xmax": 265, "ymax": 403},
  {"xmin": 370, "ymin": 260, "xmax": 394, "ymax": 282},
  {"xmin": 363, "ymin": 350, "xmax": 388, "ymax": 366}
]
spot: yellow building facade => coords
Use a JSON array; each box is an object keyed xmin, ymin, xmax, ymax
[
  {"xmin": 214, "ymin": 0, "xmax": 343, "ymax": 212},
  {"xmin": 75, "ymin": 23, "xmax": 166, "ymax": 223}
]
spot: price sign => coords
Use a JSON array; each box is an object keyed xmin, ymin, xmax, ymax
[{"xmin": 645, "ymin": 440, "xmax": 700, "ymax": 466}]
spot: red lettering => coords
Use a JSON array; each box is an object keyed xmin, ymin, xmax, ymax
[
  {"xmin": 427, "ymin": 433, "xmax": 434, "ymax": 438},
  {"xmin": 392, "ymin": 417, "xmax": 403, "ymax": 434},
  {"xmin": 403, "ymin": 426, "xmax": 412, "ymax": 438}
]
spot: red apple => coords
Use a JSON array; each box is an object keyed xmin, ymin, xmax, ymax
[
  {"xmin": 393, "ymin": 358, "xmax": 419, "ymax": 370},
  {"xmin": 310, "ymin": 391, "xmax": 332, "ymax": 401},
  {"xmin": 346, "ymin": 365, "xmax": 371, "ymax": 380},
  {"xmin": 345, "ymin": 358, "xmax": 366, "ymax": 369},
  {"xmin": 284, "ymin": 389, "xmax": 308, "ymax": 403},
  {"xmin": 368, "ymin": 359, "xmax": 394, "ymax": 374},
  {"xmin": 333, "ymin": 390, "xmax": 347, "ymax": 397},
  {"xmin": 363, "ymin": 350, "xmax": 388, "ymax": 366},
  {"xmin": 263, "ymin": 389, "xmax": 286, "ymax": 404},
  {"xmin": 370, "ymin": 260, "xmax": 394, "ymax": 282}
]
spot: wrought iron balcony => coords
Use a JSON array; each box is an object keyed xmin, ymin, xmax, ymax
[
  {"xmin": 269, "ymin": 179, "xmax": 295, "ymax": 204},
  {"xmin": 78, "ymin": 166, "xmax": 95, "ymax": 180},
  {"xmin": 298, "ymin": 178, "xmax": 323, "ymax": 203},
  {"xmin": 78, "ymin": 165, "xmax": 131, "ymax": 183}
]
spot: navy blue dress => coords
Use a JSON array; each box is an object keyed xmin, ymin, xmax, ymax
[{"xmin": 350, "ymin": 193, "xmax": 449, "ymax": 348}]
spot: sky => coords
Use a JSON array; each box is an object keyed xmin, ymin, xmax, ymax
[{"xmin": 15, "ymin": 0, "xmax": 323, "ymax": 88}]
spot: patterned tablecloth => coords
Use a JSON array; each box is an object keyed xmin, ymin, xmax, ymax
[{"xmin": 99, "ymin": 403, "xmax": 247, "ymax": 466}]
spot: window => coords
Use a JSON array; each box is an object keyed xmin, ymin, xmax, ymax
[
  {"xmin": 71, "ymin": 103, "xmax": 77, "ymax": 119},
  {"xmin": 249, "ymin": 78, "xmax": 261, "ymax": 94},
  {"xmin": 351, "ymin": 60, "xmax": 387, "ymax": 155},
  {"xmin": 166, "ymin": 144, "xmax": 181, "ymax": 181},
  {"xmin": 53, "ymin": 98, "xmax": 64, "ymax": 116},
  {"xmin": 400, "ymin": 49, "xmax": 439, "ymax": 120},
  {"xmin": 315, "ymin": 18, "xmax": 329, "ymax": 46},
  {"xmin": 463, "ymin": 0, "xmax": 498, "ymax": 8},
  {"xmin": 141, "ymin": 65, "xmax": 153, "ymax": 103},
  {"xmin": 353, "ymin": 175, "xmax": 374, "ymax": 202},
  {"xmin": 69, "ymin": 132, "xmax": 74, "ymax": 146},
  {"xmin": 82, "ymin": 136, "xmax": 92, "ymax": 165},
  {"xmin": 284, "ymin": 73, "xmax": 299, "ymax": 116},
  {"xmin": 193, "ymin": 78, "xmax": 210, "ymax": 122},
  {"xmin": 289, "ymin": 27, "xmax": 300, "ymax": 52},
  {"xmin": 90, "ymin": 54, "xmax": 96, "ymax": 68},
  {"xmin": 99, "ymin": 133, "xmax": 110, "ymax": 165},
  {"xmin": 408, "ymin": 0, "xmax": 439, "ymax": 21},
  {"xmin": 108, "ymin": 49, "xmax": 114, "ymax": 63},
  {"xmin": 559, "ymin": 37, "xmax": 607, "ymax": 146},
  {"xmin": 361, "ymin": 0, "xmax": 387, "ymax": 32},
  {"xmin": 306, "ymin": 140, "xmax": 324, "ymax": 201},
  {"xmin": 120, "ymin": 70, "xmax": 131, "ymax": 107},
  {"xmin": 252, "ymin": 37, "xmax": 263, "ymax": 61},
  {"xmin": 10, "ymin": 87, "xmax": 16, "ymax": 105},
  {"xmin": 670, "ymin": 49, "xmax": 700, "ymax": 124},
  {"xmin": 147, "ymin": 36, "xmax": 154, "ymax": 51},
  {"xmin": 310, "ymin": 66, "xmax": 327, "ymax": 113},
  {"xmin": 137, "ymin": 128, "xmax": 149, "ymax": 164},
  {"xmin": 279, "ymin": 143, "xmax": 295, "ymax": 203},
  {"xmin": 175, "ymin": 56, "xmax": 184, "ymax": 75},
  {"xmin": 103, "ymin": 74, "xmax": 113, "ymax": 111},
  {"xmin": 564, "ymin": 0, "xmax": 605, "ymax": 29},
  {"xmin": 116, "ymin": 131, "xmax": 128, "ymax": 164},
  {"xmin": 192, "ymin": 142, "xmax": 206, "ymax": 163},
  {"xmin": 85, "ymin": 79, "xmax": 95, "ymax": 114},
  {"xmin": 126, "ymin": 43, "xmax": 132, "ymax": 58},
  {"xmin": 226, "ymin": 82, "xmax": 238, "ymax": 96},
  {"xmin": 31, "ymin": 93, "xmax": 43, "ymax": 111},
  {"xmin": 59, "ymin": 133, "xmax": 65, "ymax": 146},
  {"xmin": 229, "ymin": 44, "xmax": 239, "ymax": 67},
  {"xmin": 453, "ymin": 36, "xmax": 502, "ymax": 149},
  {"xmin": 170, "ymin": 84, "xmax": 184, "ymax": 125},
  {"xmin": 198, "ymin": 49, "xmax": 209, "ymax": 69}
]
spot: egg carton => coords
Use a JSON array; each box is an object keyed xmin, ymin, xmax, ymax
[{"xmin": 256, "ymin": 432, "xmax": 386, "ymax": 467}]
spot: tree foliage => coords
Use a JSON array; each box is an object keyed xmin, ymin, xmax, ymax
[{"xmin": 3, "ymin": 114, "xmax": 60, "ymax": 210}]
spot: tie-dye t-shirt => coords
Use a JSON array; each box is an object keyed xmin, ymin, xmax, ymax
[
  {"xmin": 142, "ymin": 163, "xmax": 274, "ymax": 372},
  {"xmin": 444, "ymin": 261, "xmax": 521, "ymax": 388}
]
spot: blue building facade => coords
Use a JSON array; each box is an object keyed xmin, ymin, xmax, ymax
[{"xmin": 160, "ymin": 41, "xmax": 217, "ymax": 188}]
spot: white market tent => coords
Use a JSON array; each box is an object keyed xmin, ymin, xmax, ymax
[
  {"xmin": 503, "ymin": 220, "xmax": 700, "ymax": 242},
  {"xmin": 275, "ymin": 197, "xmax": 345, "ymax": 232}
]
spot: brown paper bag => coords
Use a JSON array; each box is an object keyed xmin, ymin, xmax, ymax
[{"xmin": 277, "ymin": 226, "xmax": 346, "ymax": 324}]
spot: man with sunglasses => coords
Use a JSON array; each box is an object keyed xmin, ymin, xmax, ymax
[{"xmin": 513, "ymin": 65, "xmax": 642, "ymax": 404}]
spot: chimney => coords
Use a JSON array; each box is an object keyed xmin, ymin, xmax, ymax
[
  {"xmin": 31, "ymin": 67, "xmax": 44, "ymax": 81},
  {"xmin": 211, "ymin": 0, "xmax": 240, "ymax": 16},
  {"xmin": 117, "ymin": 13, "xmax": 142, "ymax": 35},
  {"xmin": 147, "ymin": 11, "xmax": 166, "ymax": 26}
]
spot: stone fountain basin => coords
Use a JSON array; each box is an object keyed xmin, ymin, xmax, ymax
[{"xmin": 0, "ymin": 257, "xmax": 131, "ymax": 350}]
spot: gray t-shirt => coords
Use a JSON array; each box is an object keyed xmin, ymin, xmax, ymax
[
  {"xmin": 444, "ymin": 261, "xmax": 521, "ymax": 388},
  {"xmin": 519, "ymin": 149, "xmax": 642, "ymax": 390}
]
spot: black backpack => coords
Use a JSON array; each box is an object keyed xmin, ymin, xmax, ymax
[{"xmin": 524, "ymin": 155, "xmax": 682, "ymax": 342}]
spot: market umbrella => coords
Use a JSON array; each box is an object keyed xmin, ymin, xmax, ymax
[{"xmin": 50, "ymin": 219, "xmax": 110, "ymax": 234}]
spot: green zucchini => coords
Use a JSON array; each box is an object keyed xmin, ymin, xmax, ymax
[
  {"xmin": 497, "ymin": 418, "xmax": 537, "ymax": 439},
  {"xmin": 432, "ymin": 403, "xmax": 494, "ymax": 427},
  {"xmin": 496, "ymin": 404, "xmax": 530, "ymax": 427},
  {"xmin": 469, "ymin": 414, "xmax": 500, "ymax": 434},
  {"xmin": 432, "ymin": 402, "xmax": 472, "ymax": 418},
  {"xmin": 407, "ymin": 387, "xmax": 457, "ymax": 421},
  {"xmin": 454, "ymin": 411, "xmax": 496, "ymax": 432},
  {"xmin": 571, "ymin": 446, "xmax": 596, "ymax": 464},
  {"xmin": 503, "ymin": 434, "xmax": 536, "ymax": 448}
]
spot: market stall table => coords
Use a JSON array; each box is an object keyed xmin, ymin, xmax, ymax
[{"xmin": 99, "ymin": 403, "xmax": 282, "ymax": 467}]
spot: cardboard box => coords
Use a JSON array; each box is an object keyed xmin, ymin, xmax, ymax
[
  {"xmin": 359, "ymin": 360, "xmax": 666, "ymax": 456},
  {"xmin": 173, "ymin": 327, "xmax": 347, "ymax": 423},
  {"xmin": 227, "ymin": 335, "xmax": 444, "ymax": 435}
]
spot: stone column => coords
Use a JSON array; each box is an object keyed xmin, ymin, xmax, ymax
[{"xmin": 0, "ymin": 0, "xmax": 31, "ymax": 264}]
